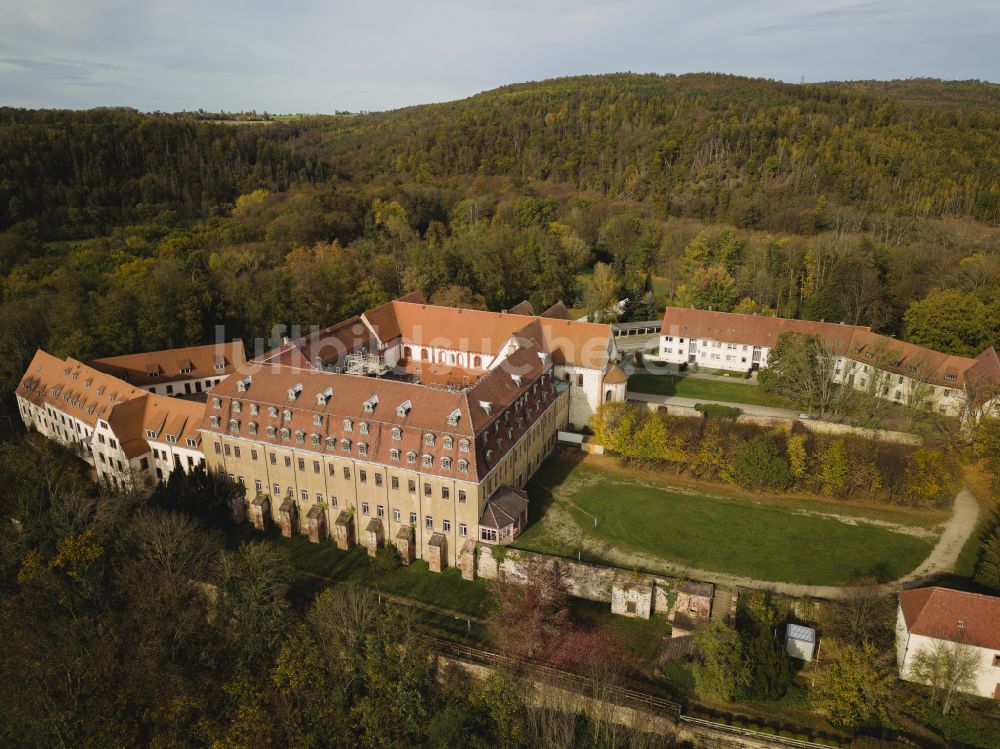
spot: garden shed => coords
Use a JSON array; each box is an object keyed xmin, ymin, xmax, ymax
[{"xmin": 785, "ymin": 623, "xmax": 817, "ymax": 661}]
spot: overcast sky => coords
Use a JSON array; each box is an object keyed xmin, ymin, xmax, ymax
[{"xmin": 1, "ymin": 0, "xmax": 997, "ymax": 113}]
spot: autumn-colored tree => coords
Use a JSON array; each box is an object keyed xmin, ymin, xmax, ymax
[
  {"xmin": 819, "ymin": 438, "xmax": 850, "ymax": 496},
  {"xmin": 489, "ymin": 557, "xmax": 571, "ymax": 660},
  {"xmin": 810, "ymin": 640, "xmax": 894, "ymax": 729}
]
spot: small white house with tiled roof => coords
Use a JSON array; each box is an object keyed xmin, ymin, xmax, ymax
[{"xmin": 897, "ymin": 587, "xmax": 1000, "ymax": 700}]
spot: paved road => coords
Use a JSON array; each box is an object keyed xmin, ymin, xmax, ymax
[{"xmin": 628, "ymin": 390, "xmax": 804, "ymax": 421}]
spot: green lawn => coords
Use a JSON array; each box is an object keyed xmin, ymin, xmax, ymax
[
  {"xmin": 223, "ymin": 524, "xmax": 492, "ymax": 618},
  {"xmin": 628, "ymin": 373, "xmax": 793, "ymax": 409},
  {"xmin": 514, "ymin": 459, "xmax": 937, "ymax": 586}
]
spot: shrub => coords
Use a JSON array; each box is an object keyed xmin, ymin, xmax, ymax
[
  {"xmin": 696, "ymin": 403, "xmax": 742, "ymax": 420},
  {"xmin": 373, "ymin": 543, "xmax": 400, "ymax": 574},
  {"xmin": 730, "ymin": 435, "xmax": 794, "ymax": 491}
]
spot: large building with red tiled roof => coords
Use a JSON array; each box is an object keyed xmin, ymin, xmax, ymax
[
  {"xmin": 15, "ymin": 346, "xmax": 230, "ymax": 490},
  {"xmin": 658, "ymin": 307, "xmax": 1000, "ymax": 420},
  {"xmin": 200, "ymin": 295, "xmax": 623, "ymax": 569},
  {"xmin": 896, "ymin": 587, "xmax": 1000, "ymax": 699}
]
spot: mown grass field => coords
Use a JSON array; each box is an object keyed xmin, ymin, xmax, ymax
[
  {"xmin": 627, "ymin": 373, "xmax": 793, "ymax": 409},
  {"xmin": 514, "ymin": 456, "xmax": 939, "ymax": 586}
]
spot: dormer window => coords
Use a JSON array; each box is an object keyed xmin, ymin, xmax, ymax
[
  {"xmin": 360, "ymin": 421, "xmax": 369, "ymax": 435},
  {"xmin": 358, "ymin": 442, "xmax": 368, "ymax": 457},
  {"xmin": 249, "ymin": 403, "xmax": 259, "ymax": 416},
  {"xmin": 282, "ymin": 409, "xmax": 292, "ymax": 421},
  {"xmin": 479, "ymin": 400, "xmax": 492, "ymax": 415},
  {"xmin": 311, "ymin": 433, "xmax": 320, "ymax": 446},
  {"xmin": 312, "ymin": 414, "xmax": 323, "ymax": 427},
  {"xmin": 458, "ymin": 459, "xmax": 469, "ymax": 473},
  {"xmin": 280, "ymin": 427, "xmax": 290, "ymax": 440},
  {"xmin": 180, "ymin": 367, "xmax": 191, "ymax": 375},
  {"xmin": 341, "ymin": 438, "xmax": 351, "ymax": 452},
  {"xmin": 267, "ymin": 425, "xmax": 276, "ymax": 438},
  {"xmin": 460, "ymin": 439, "xmax": 470, "ymax": 452},
  {"xmin": 363, "ymin": 395, "xmax": 378, "ymax": 413},
  {"xmin": 447, "ymin": 408, "xmax": 461, "ymax": 426},
  {"xmin": 186, "ymin": 437, "xmax": 198, "ymax": 448},
  {"xmin": 229, "ymin": 419, "xmax": 240, "ymax": 433},
  {"xmin": 485, "ymin": 449, "xmax": 493, "ymax": 463},
  {"xmin": 212, "ymin": 398, "xmax": 222, "ymax": 410},
  {"xmin": 396, "ymin": 400, "xmax": 411, "ymax": 417},
  {"xmin": 441, "ymin": 457, "xmax": 452, "ymax": 470},
  {"xmin": 210, "ymin": 415, "xmax": 220, "ymax": 428},
  {"xmin": 407, "ymin": 451, "xmax": 417, "ymax": 464},
  {"xmin": 248, "ymin": 422, "xmax": 258, "ymax": 435},
  {"xmin": 268, "ymin": 405, "xmax": 278, "ymax": 418},
  {"xmin": 232, "ymin": 400, "xmax": 242, "ymax": 414},
  {"xmin": 316, "ymin": 386, "xmax": 333, "ymax": 406},
  {"xmin": 145, "ymin": 429, "xmax": 157, "ymax": 439},
  {"xmin": 390, "ymin": 448, "xmax": 400, "ymax": 460},
  {"xmin": 511, "ymin": 374, "xmax": 522, "ymax": 386},
  {"xmin": 945, "ymin": 374, "xmax": 957, "ymax": 382},
  {"xmin": 287, "ymin": 383, "xmax": 302, "ymax": 401},
  {"xmin": 392, "ymin": 427, "xmax": 402, "ymax": 441},
  {"xmin": 425, "ymin": 433, "xmax": 435, "ymax": 446},
  {"xmin": 295, "ymin": 430, "xmax": 305, "ymax": 444},
  {"xmin": 325, "ymin": 436, "xmax": 336, "ymax": 449},
  {"xmin": 443, "ymin": 436, "xmax": 453, "ymax": 449},
  {"xmin": 236, "ymin": 376, "xmax": 251, "ymax": 392},
  {"xmin": 422, "ymin": 455, "xmax": 433, "ymax": 467},
  {"xmin": 166, "ymin": 435, "xmax": 177, "ymax": 444}
]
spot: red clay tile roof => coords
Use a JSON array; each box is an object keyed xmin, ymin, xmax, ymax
[
  {"xmin": 361, "ymin": 298, "xmax": 615, "ymax": 371},
  {"xmin": 899, "ymin": 587, "xmax": 1000, "ymax": 651},
  {"xmin": 89, "ymin": 342, "xmax": 246, "ymax": 386},
  {"xmin": 540, "ymin": 301, "xmax": 572, "ymax": 320},
  {"xmin": 603, "ymin": 364, "xmax": 629, "ymax": 385},
  {"xmin": 19, "ymin": 349, "xmax": 206, "ymax": 456},
  {"xmin": 252, "ymin": 317, "xmax": 374, "ymax": 368}
]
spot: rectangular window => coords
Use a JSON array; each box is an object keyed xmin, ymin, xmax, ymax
[
  {"xmin": 255, "ymin": 479, "xmax": 262, "ymax": 492},
  {"xmin": 393, "ymin": 509, "xmax": 401, "ymax": 522},
  {"xmin": 313, "ymin": 460, "xmax": 320, "ymax": 474},
  {"xmin": 224, "ymin": 444, "xmax": 231, "ymax": 456},
  {"xmin": 273, "ymin": 483, "xmax": 280, "ymax": 496},
  {"xmin": 331, "ymin": 496, "xmax": 338, "ymax": 508},
  {"xmin": 458, "ymin": 490, "xmax": 467, "ymax": 503},
  {"xmin": 374, "ymin": 473, "xmax": 383, "ymax": 487},
  {"xmin": 391, "ymin": 476, "xmax": 399, "ymax": 490},
  {"xmin": 298, "ymin": 457, "xmax": 305, "ymax": 471},
  {"xmin": 270, "ymin": 452, "xmax": 277, "ymax": 465},
  {"xmin": 362, "ymin": 502, "xmax": 369, "ymax": 515},
  {"xmin": 425, "ymin": 515, "xmax": 433, "ymax": 529},
  {"xmin": 376, "ymin": 505, "xmax": 384, "ymax": 518},
  {"xmin": 251, "ymin": 449, "xmax": 258, "ymax": 461},
  {"xmin": 284, "ymin": 456, "xmax": 291, "ymax": 468},
  {"xmin": 408, "ymin": 479, "xmax": 416, "ymax": 493},
  {"xmin": 359, "ymin": 470, "xmax": 367, "ymax": 484},
  {"xmin": 424, "ymin": 483, "xmax": 432, "ymax": 497},
  {"xmin": 443, "ymin": 519, "xmax": 451, "ymax": 532},
  {"xmin": 328, "ymin": 464, "xmax": 335, "ymax": 476},
  {"xmin": 214, "ymin": 441, "xmax": 221, "ymax": 454},
  {"xmin": 410, "ymin": 512, "xmax": 417, "ymax": 525},
  {"xmin": 459, "ymin": 523, "xmax": 467, "ymax": 537},
  {"xmin": 343, "ymin": 467, "xmax": 351, "ymax": 480},
  {"xmin": 301, "ymin": 489, "xmax": 308, "ymax": 501},
  {"xmin": 442, "ymin": 486, "xmax": 450, "ymax": 500}
]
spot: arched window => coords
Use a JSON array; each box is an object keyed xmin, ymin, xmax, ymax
[
  {"xmin": 474, "ymin": 355, "xmax": 482, "ymax": 368},
  {"xmin": 341, "ymin": 438, "xmax": 351, "ymax": 452},
  {"xmin": 459, "ymin": 439, "xmax": 470, "ymax": 452},
  {"xmin": 441, "ymin": 457, "xmax": 452, "ymax": 470},
  {"xmin": 422, "ymin": 455, "xmax": 433, "ymax": 467},
  {"xmin": 392, "ymin": 427, "xmax": 402, "ymax": 440},
  {"xmin": 458, "ymin": 459, "xmax": 469, "ymax": 473},
  {"xmin": 403, "ymin": 346, "xmax": 412, "ymax": 359},
  {"xmin": 443, "ymin": 436, "xmax": 453, "ymax": 449},
  {"xmin": 421, "ymin": 349, "xmax": 429, "ymax": 361},
  {"xmin": 390, "ymin": 448, "xmax": 400, "ymax": 460},
  {"xmin": 280, "ymin": 428, "xmax": 290, "ymax": 440},
  {"xmin": 358, "ymin": 442, "xmax": 368, "ymax": 457},
  {"xmin": 406, "ymin": 451, "xmax": 417, "ymax": 464}
]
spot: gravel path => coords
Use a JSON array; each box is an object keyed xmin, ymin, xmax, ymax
[{"xmin": 533, "ymin": 479, "xmax": 981, "ymax": 601}]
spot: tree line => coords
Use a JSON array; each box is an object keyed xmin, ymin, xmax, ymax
[{"xmin": 592, "ymin": 402, "xmax": 960, "ymax": 507}]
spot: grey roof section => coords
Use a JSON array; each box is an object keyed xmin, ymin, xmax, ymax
[
  {"xmin": 365, "ymin": 517, "xmax": 383, "ymax": 533},
  {"xmin": 679, "ymin": 581, "xmax": 714, "ymax": 597},
  {"xmin": 279, "ymin": 499, "xmax": 296, "ymax": 514},
  {"xmin": 428, "ymin": 532, "xmax": 447, "ymax": 548},
  {"xmin": 335, "ymin": 510, "xmax": 352, "ymax": 525},
  {"xmin": 479, "ymin": 485, "xmax": 529, "ymax": 529},
  {"xmin": 786, "ymin": 623, "xmax": 816, "ymax": 643},
  {"xmin": 252, "ymin": 493, "xmax": 270, "ymax": 507},
  {"xmin": 306, "ymin": 505, "xmax": 323, "ymax": 520},
  {"xmin": 396, "ymin": 525, "xmax": 414, "ymax": 541}
]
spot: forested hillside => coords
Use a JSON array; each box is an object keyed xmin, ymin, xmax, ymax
[
  {"xmin": 3, "ymin": 73, "xmax": 1000, "ymax": 418},
  {"xmin": 317, "ymin": 74, "xmax": 1000, "ymax": 228}
]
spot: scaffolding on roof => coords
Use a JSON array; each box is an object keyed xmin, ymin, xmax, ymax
[{"xmin": 343, "ymin": 348, "xmax": 389, "ymax": 377}]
